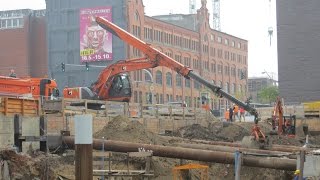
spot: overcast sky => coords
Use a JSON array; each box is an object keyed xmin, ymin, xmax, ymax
[{"xmin": 0, "ymin": 0, "xmax": 278, "ymax": 79}]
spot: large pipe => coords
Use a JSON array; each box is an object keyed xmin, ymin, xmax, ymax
[
  {"xmin": 163, "ymin": 136, "xmax": 308, "ymax": 153},
  {"xmin": 175, "ymin": 143, "xmax": 296, "ymax": 159},
  {"xmin": 62, "ymin": 136, "xmax": 296, "ymax": 171}
]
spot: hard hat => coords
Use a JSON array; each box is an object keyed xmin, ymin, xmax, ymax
[{"xmin": 294, "ymin": 169, "xmax": 300, "ymax": 175}]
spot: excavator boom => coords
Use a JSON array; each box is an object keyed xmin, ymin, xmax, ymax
[{"xmin": 95, "ymin": 16, "xmax": 259, "ymax": 122}]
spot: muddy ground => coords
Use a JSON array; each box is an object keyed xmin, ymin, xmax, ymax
[{"xmin": 1, "ymin": 115, "xmax": 319, "ymax": 179}]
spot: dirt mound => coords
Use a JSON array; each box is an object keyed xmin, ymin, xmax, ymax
[
  {"xmin": 0, "ymin": 150, "xmax": 76, "ymax": 179},
  {"xmin": 94, "ymin": 115, "xmax": 166, "ymax": 145},
  {"xmin": 175, "ymin": 122, "xmax": 252, "ymax": 142}
]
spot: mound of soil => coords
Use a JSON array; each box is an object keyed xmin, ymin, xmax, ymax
[
  {"xmin": 0, "ymin": 150, "xmax": 74, "ymax": 179},
  {"xmin": 94, "ymin": 115, "xmax": 166, "ymax": 145},
  {"xmin": 175, "ymin": 122, "xmax": 252, "ymax": 142}
]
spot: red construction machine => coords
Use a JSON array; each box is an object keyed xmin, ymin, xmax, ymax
[
  {"xmin": 63, "ymin": 16, "xmax": 267, "ymax": 148},
  {"xmin": 0, "ymin": 76, "xmax": 59, "ymax": 100}
]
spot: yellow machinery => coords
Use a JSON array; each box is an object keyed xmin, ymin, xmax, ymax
[
  {"xmin": 172, "ymin": 163, "xmax": 208, "ymax": 180},
  {"xmin": 303, "ymin": 101, "xmax": 320, "ymax": 117}
]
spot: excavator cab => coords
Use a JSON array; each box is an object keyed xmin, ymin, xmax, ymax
[{"xmin": 108, "ymin": 74, "xmax": 132, "ymax": 102}]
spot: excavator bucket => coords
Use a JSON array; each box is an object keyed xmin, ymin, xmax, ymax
[
  {"xmin": 241, "ymin": 125, "xmax": 271, "ymax": 149},
  {"xmin": 241, "ymin": 135, "xmax": 271, "ymax": 149}
]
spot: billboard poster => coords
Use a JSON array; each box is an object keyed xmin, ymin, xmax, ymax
[{"xmin": 80, "ymin": 7, "xmax": 112, "ymax": 62}]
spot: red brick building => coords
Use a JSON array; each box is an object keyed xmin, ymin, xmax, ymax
[
  {"xmin": 0, "ymin": 9, "xmax": 47, "ymax": 78},
  {"xmin": 127, "ymin": 0, "xmax": 248, "ymax": 110}
]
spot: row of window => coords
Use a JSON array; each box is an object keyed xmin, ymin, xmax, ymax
[
  {"xmin": 134, "ymin": 89, "xmax": 245, "ymax": 109},
  {"xmin": 133, "ymin": 91, "xmax": 211, "ymax": 108},
  {"xmin": 142, "ymin": 27, "xmax": 248, "ymax": 66},
  {"xmin": 133, "ymin": 69, "xmax": 245, "ymax": 94},
  {"xmin": 0, "ymin": 18, "xmax": 24, "ymax": 29},
  {"xmin": 215, "ymin": 34, "xmax": 247, "ymax": 50},
  {"xmin": 144, "ymin": 27, "xmax": 200, "ymax": 51},
  {"xmin": 144, "ymin": 26, "xmax": 247, "ymax": 52},
  {"xmin": 210, "ymin": 47, "xmax": 247, "ymax": 65}
]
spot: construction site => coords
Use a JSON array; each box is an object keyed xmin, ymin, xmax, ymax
[{"xmin": 0, "ymin": 0, "xmax": 320, "ymax": 179}]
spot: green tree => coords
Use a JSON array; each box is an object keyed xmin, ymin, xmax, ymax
[{"xmin": 257, "ymin": 86, "xmax": 279, "ymax": 104}]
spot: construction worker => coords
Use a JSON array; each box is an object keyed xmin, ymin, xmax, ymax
[
  {"xmin": 224, "ymin": 109, "xmax": 230, "ymax": 121},
  {"xmin": 233, "ymin": 104, "xmax": 239, "ymax": 121},
  {"xmin": 239, "ymin": 107, "xmax": 245, "ymax": 122},
  {"xmin": 293, "ymin": 169, "xmax": 306, "ymax": 180},
  {"xmin": 229, "ymin": 106, "xmax": 233, "ymax": 122}
]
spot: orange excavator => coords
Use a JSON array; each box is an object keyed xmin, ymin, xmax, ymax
[
  {"xmin": 63, "ymin": 16, "xmax": 267, "ymax": 148},
  {"xmin": 271, "ymin": 97, "xmax": 296, "ymax": 137},
  {"xmin": 0, "ymin": 76, "xmax": 59, "ymax": 99}
]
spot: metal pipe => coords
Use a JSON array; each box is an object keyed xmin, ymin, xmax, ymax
[
  {"xmin": 162, "ymin": 136, "xmax": 308, "ymax": 153},
  {"xmin": 62, "ymin": 136, "xmax": 296, "ymax": 171},
  {"xmin": 175, "ymin": 143, "xmax": 296, "ymax": 159}
]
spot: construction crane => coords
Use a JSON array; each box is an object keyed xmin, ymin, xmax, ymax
[
  {"xmin": 189, "ymin": 0, "xmax": 196, "ymax": 14},
  {"xmin": 212, "ymin": 0, "xmax": 221, "ymax": 31},
  {"xmin": 188, "ymin": 0, "xmax": 221, "ymax": 31}
]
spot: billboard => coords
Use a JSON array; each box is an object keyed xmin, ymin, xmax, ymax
[{"xmin": 80, "ymin": 7, "xmax": 112, "ymax": 62}]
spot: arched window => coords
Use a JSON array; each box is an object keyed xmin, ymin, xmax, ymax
[
  {"xmin": 176, "ymin": 74, "xmax": 182, "ymax": 87},
  {"xmin": 134, "ymin": 11, "xmax": 139, "ymax": 22},
  {"xmin": 156, "ymin": 70, "xmax": 162, "ymax": 84},
  {"xmin": 144, "ymin": 69, "xmax": 152, "ymax": 82},
  {"xmin": 166, "ymin": 72, "xmax": 172, "ymax": 86}
]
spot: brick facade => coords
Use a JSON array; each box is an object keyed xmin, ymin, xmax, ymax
[
  {"xmin": 127, "ymin": 0, "xmax": 248, "ymax": 110},
  {"xmin": 0, "ymin": 9, "xmax": 47, "ymax": 78}
]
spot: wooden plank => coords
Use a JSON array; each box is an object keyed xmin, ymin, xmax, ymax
[
  {"xmin": 4, "ymin": 104, "xmax": 37, "ymax": 110},
  {"xmin": 128, "ymin": 152, "xmax": 152, "ymax": 157},
  {"xmin": 6, "ymin": 99, "xmax": 38, "ymax": 105},
  {"xmin": 93, "ymin": 151, "xmax": 112, "ymax": 157},
  {"xmin": 7, "ymin": 109, "xmax": 37, "ymax": 114}
]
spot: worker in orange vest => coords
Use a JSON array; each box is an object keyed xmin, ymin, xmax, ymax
[
  {"xmin": 224, "ymin": 109, "xmax": 230, "ymax": 121},
  {"xmin": 233, "ymin": 104, "xmax": 239, "ymax": 121}
]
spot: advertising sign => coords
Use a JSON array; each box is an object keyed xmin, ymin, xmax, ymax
[{"xmin": 80, "ymin": 7, "xmax": 112, "ymax": 62}]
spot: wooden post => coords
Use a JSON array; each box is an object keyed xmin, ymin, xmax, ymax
[
  {"xmin": 74, "ymin": 114, "xmax": 93, "ymax": 180},
  {"xmin": 299, "ymin": 150, "xmax": 305, "ymax": 180}
]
